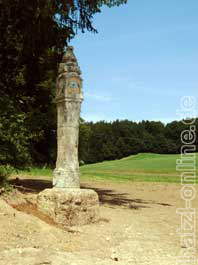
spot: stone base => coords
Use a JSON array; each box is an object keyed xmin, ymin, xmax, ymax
[{"xmin": 37, "ymin": 188, "xmax": 99, "ymax": 226}]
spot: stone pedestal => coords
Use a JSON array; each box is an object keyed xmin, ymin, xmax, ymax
[{"xmin": 37, "ymin": 188, "xmax": 99, "ymax": 226}]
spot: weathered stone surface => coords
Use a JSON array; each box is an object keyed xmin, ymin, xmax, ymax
[
  {"xmin": 37, "ymin": 188, "xmax": 99, "ymax": 226},
  {"xmin": 43, "ymin": 46, "xmax": 100, "ymax": 226},
  {"xmin": 53, "ymin": 46, "xmax": 83, "ymax": 188}
]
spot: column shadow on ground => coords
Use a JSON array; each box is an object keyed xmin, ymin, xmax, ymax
[{"xmin": 9, "ymin": 178, "xmax": 172, "ymax": 209}]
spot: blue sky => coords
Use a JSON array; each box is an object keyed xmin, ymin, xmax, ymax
[{"xmin": 70, "ymin": 0, "xmax": 198, "ymax": 124}]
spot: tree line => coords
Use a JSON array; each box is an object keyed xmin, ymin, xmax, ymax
[
  {"xmin": 78, "ymin": 119, "xmax": 198, "ymax": 164},
  {"xmin": 1, "ymin": 114, "xmax": 196, "ymax": 168}
]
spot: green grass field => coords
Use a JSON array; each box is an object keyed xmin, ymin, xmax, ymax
[{"xmin": 16, "ymin": 153, "xmax": 196, "ymax": 184}]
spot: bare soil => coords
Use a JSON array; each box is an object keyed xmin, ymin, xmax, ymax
[{"xmin": 0, "ymin": 177, "xmax": 198, "ymax": 265}]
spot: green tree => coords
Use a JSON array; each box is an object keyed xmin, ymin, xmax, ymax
[
  {"xmin": 0, "ymin": 0, "xmax": 127, "ymax": 168},
  {"xmin": 79, "ymin": 120, "xmax": 93, "ymax": 163}
]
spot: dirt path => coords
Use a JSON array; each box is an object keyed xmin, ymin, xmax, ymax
[{"xmin": 0, "ymin": 178, "xmax": 198, "ymax": 265}]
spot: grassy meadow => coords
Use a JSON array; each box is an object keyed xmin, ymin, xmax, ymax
[{"xmin": 15, "ymin": 153, "xmax": 196, "ymax": 184}]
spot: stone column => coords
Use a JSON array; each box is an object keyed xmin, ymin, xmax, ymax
[
  {"xmin": 37, "ymin": 46, "xmax": 99, "ymax": 226},
  {"xmin": 53, "ymin": 46, "xmax": 83, "ymax": 188}
]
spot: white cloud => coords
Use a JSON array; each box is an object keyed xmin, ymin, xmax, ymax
[
  {"xmin": 82, "ymin": 113, "xmax": 109, "ymax": 122},
  {"xmin": 85, "ymin": 92, "xmax": 111, "ymax": 102},
  {"xmin": 150, "ymin": 117, "xmax": 181, "ymax": 124}
]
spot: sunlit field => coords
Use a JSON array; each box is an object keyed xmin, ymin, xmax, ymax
[{"xmin": 16, "ymin": 153, "xmax": 197, "ymax": 184}]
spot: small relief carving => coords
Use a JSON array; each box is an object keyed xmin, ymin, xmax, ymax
[
  {"xmin": 67, "ymin": 79, "xmax": 81, "ymax": 95},
  {"xmin": 56, "ymin": 75, "xmax": 66, "ymax": 99},
  {"xmin": 58, "ymin": 63, "xmax": 68, "ymax": 74}
]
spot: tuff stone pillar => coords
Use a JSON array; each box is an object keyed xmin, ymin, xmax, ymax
[
  {"xmin": 37, "ymin": 46, "xmax": 99, "ymax": 226},
  {"xmin": 53, "ymin": 46, "xmax": 83, "ymax": 188}
]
